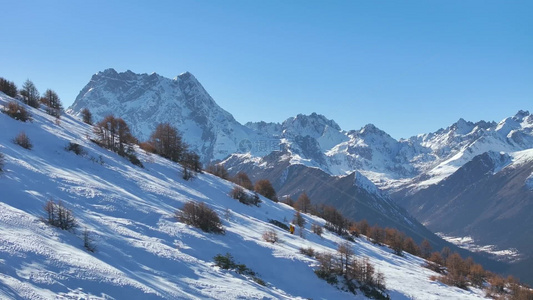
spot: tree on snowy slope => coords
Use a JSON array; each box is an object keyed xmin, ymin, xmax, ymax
[
  {"xmin": 80, "ymin": 108, "xmax": 93, "ymax": 125},
  {"xmin": 319, "ymin": 205, "xmax": 347, "ymax": 235},
  {"xmin": 294, "ymin": 192, "xmax": 311, "ymax": 213},
  {"xmin": 93, "ymin": 115, "xmax": 143, "ymax": 167},
  {"xmin": 93, "ymin": 115, "xmax": 136, "ymax": 154},
  {"xmin": 43, "ymin": 199, "xmax": 77, "ymax": 231},
  {"xmin": 176, "ymin": 201, "xmax": 224, "ymax": 234},
  {"xmin": 181, "ymin": 151, "xmax": 202, "ymax": 172},
  {"xmin": 143, "ymin": 123, "xmax": 202, "ymax": 174},
  {"xmin": 20, "ymin": 79, "xmax": 39, "ymax": 108},
  {"xmin": 0, "ymin": 77, "xmax": 17, "ymax": 98},
  {"xmin": 0, "ymin": 152, "xmax": 4, "ymax": 173},
  {"xmin": 42, "ymin": 89, "xmax": 63, "ymax": 118},
  {"xmin": 254, "ymin": 179, "xmax": 277, "ymax": 202},
  {"xmin": 231, "ymin": 171, "xmax": 254, "ymax": 190},
  {"xmin": 2, "ymin": 101, "xmax": 31, "ymax": 122},
  {"xmin": 206, "ymin": 164, "xmax": 229, "ymax": 180},
  {"xmin": 147, "ymin": 123, "xmax": 186, "ymax": 162}
]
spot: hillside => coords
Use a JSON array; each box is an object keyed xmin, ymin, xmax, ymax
[
  {"xmin": 0, "ymin": 93, "xmax": 493, "ymax": 299},
  {"xmin": 395, "ymin": 150, "xmax": 533, "ymax": 262}
]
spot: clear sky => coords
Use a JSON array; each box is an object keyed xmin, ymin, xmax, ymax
[{"xmin": 1, "ymin": 1, "xmax": 532, "ymax": 139}]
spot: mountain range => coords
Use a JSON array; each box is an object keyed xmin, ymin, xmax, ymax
[
  {"xmin": 69, "ymin": 69, "xmax": 533, "ymax": 283},
  {"xmin": 0, "ymin": 91, "xmax": 499, "ymax": 299}
]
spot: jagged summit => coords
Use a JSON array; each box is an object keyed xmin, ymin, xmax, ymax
[
  {"xmin": 99, "ymin": 67, "xmax": 118, "ymax": 75},
  {"xmin": 177, "ymin": 71, "xmax": 195, "ymax": 80},
  {"xmin": 514, "ymin": 109, "xmax": 530, "ymax": 119},
  {"xmin": 69, "ymin": 69, "xmax": 253, "ymax": 162},
  {"xmin": 445, "ymin": 118, "xmax": 477, "ymax": 135},
  {"xmin": 284, "ymin": 112, "xmax": 342, "ymax": 132},
  {"xmin": 358, "ymin": 123, "xmax": 391, "ymax": 137}
]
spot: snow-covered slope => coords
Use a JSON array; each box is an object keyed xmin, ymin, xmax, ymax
[{"xmin": 0, "ymin": 94, "xmax": 491, "ymax": 299}]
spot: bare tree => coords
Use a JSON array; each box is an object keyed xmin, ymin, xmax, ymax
[
  {"xmin": 206, "ymin": 164, "xmax": 229, "ymax": 179},
  {"xmin": 80, "ymin": 108, "xmax": 93, "ymax": 125},
  {"xmin": 93, "ymin": 115, "xmax": 135, "ymax": 153},
  {"xmin": 2, "ymin": 101, "xmax": 31, "ymax": 122},
  {"xmin": 148, "ymin": 123, "xmax": 186, "ymax": 162},
  {"xmin": 293, "ymin": 211, "xmax": 305, "ymax": 227},
  {"xmin": 442, "ymin": 252, "xmax": 468, "ymax": 289},
  {"xmin": 294, "ymin": 192, "xmax": 311, "ymax": 213},
  {"xmin": 262, "ymin": 229, "xmax": 279, "ymax": 243},
  {"xmin": 320, "ymin": 205, "xmax": 346, "ymax": 235},
  {"xmin": 403, "ymin": 237, "xmax": 420, "ymax": 256},
  {"xmin": 420, "ymin": 239, "xmax": 432, "ymax": 259},
  {"xmin": 254, "ymin": 179, "xmax": 277, "ymax": 202},
  {"xmin": 311, "ymin": 223, "xmax": 323, "ymax": 236},
  {"xmin": 357, "ymin": 219, "xmax": 369, "ymax": 236},
  {"xmin": 181, "ymin": 151, "xmax": 202, "ymax": 172},
  {"xmin": 83, "ymin": 228, "xmax": 96, "ymax": 252},
  {"xmin": 13, "ymin": 131, "xmax": 33, "ymax": 150},
  {"xmin": 43, "ymin": 89, "xmax": 63, "ymax": 117},
  {"xmin": 176, "ymin": 201, "xmax": 224, "ymax": 234},
  {"xmin": 232, "ymin": 171, "xmax": 253, "ymax": 190},
  {"xmin": 43, "ymin": 199, "xmax": 76, "ymax": 231},
  {"xmin": 0, "ymin": 152, "xmax": 5, "ymax": 173},
  {"xmin": 337, "ymin": 241, "xmax": 354, "ymax": 276}
]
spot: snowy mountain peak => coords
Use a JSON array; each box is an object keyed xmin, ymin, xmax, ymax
[
  {"xmin": 451, "ymin": 118, "xmax": 475, "ymax": 135},
  {"xmin": 177, "ymin": 71, "xmax": 195, "ymax": 80},
  {"xmin": 282, "ymin": 113, "xmax": 342, "ymax": 134},
  {"xmin": 99, "ymin": 68, "xmax": 118, "ymax": 76},
  {"xmin": 69, "ymin": 69, "xmax": 255, "ymax": 162},
  {"xmin": 280, "ymin": 113, "xmax": 348, "ymax": 153},
  {"xmin": 358, "ymin": 123, "xmax": 390, "ymax": 137},
  {"xmin": 244, "ymin": 121, "xmax": 283, "ymax": 137},
  {"xmin": 514, "ymin": 110, "xmax": 530, "ymax": 120}
]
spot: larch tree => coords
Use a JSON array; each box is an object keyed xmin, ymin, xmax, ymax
[
  {"xmin": 43, "ymin": 89, "xmax": 63, "ymax": 118},
  {"xmin": 94, "ymin": 115, "xmax": 135, "ymax": 153},
  {"xmin": 295, "ymin": 192, "xmax": 311, "ymax": 213},
  {"xmin": 148, "ymin": 122, "xmax": 185, "ymax": 162},
  {"xmin": 233, "ymin": 171, "xmax": 254, "ymax": 190},
  {"xmin": 254, "ymin": 179, "xmax": 277, "ymax": 202},
  {"xmin": 420, "ymin": 239, "xmax": 432, "ymax": 259},
  {"xmin": 293, "ymin": 210, "xmax": 306, "ymax": 228},
  {"xmin": 0, "ymin": 77, "xmax": 17, "ymax": 97},
  {"xmin": 337, "ymin": 241, "xmax": 354, "ymax": 276},
  {"xmin": 20, "ymin": 79, "xmax": 39, "ymax": 108},
  {"xmin": 81, "ymin": 108, "xmax": 93, "ymax": 125}
]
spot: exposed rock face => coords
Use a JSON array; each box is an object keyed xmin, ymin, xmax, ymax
[{"xmin": 69, "ymin": 68, "xmax": 258, "ymax": 162}]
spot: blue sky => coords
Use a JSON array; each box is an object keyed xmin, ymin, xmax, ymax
[{"xmin": 1, "ymin": 1, "xmax": 532, "ymax": 139}]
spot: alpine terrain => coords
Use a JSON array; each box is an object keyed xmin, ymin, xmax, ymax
[
  {"xmin": 69, "ymin": 69, "xmax": 533, "ymax": 284},
  {"xmin": 0, "ymin": 91, "xmax": 507, "ymax": 299}
]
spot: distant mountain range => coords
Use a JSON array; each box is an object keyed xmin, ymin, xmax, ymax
[{"xmin": 69, "ymin": 69, "xmax": 533, "ymax": 282}]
